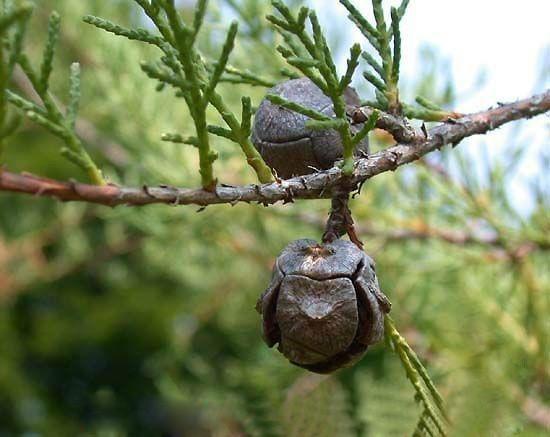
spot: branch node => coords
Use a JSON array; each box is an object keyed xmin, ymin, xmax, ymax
[
  {"xmin": 283, "ymin": 186, "xmax": 295, "ymax": 204},
  {"xmin": 421, "ymin": 123, "xmax": 428, "ymax": 138},
  {"xmin": 142, "ymin": 185, "xmax": 158, "ymax": 199}
]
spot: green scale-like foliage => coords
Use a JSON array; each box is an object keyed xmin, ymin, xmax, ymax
[
  {"xmin": 0, "ymin": 1, "xmax": 548, "ymax": 436},
  {"xmin": 83, "ymin": 0, "xmax": 276, "ymax": 188}
]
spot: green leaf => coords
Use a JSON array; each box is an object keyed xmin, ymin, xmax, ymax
[
  {"xmin": 240, "ymin": 96, "xmax": 252, "ymax": 136},
  {"xmin": 7, "ymin": 6, "xmax": 32, "ymax": 73},
  {"xmin": 205, "ymin": 20, "xmax": 239, "ymax": 100},
  {"xmin": 140, "ymin": 61, "xmax": 191, "ymax": 91},
  {"xmin": 340, "ymin": 43, "xmax": 362, "ymax": 92},
  {"xmin": 38, "ymin": 11, "xmax": 60, "ymax": 94},
  {"xmin": 391, "ymin": 7, "xmax": 401, "ymax": 84},
  {"xmin": 66, "ymin": 63, "xmax": 80, "ymax": 130},
  {"xmin": 5, "ymin": 90, "xmax": 46, "ymax": 114},
  {"xmin": 0, "ymin": 2, "xmax": 32, "ymax": 34},
  {"xmin": 309, "ymin": 10, "xmax": 337, "ymax": 80},
  {"xmin": 373, "ymin": 0, "xmax": 388, "ymax": 35},
  {"xmin": 207, "ymin": 125, "xmax": 236, "ymax": 141},
  {"xmin": 361, "ymin": 51, "xmax": 385, "ymax": 79},
  {"xmin": 217, "ymin": 64, "xmax": 276, "ymax": 87},
  {"xmin": 161, "ymin": 132, "xmax": 199, "ymax": 146},
  {"xmin": 339, "ymin": 0, "xmax": 380, "ymax": 51},
  {"xmin": 271, "ymin": 1, "xmax": 295, "ymax": 24},
  {"xmin": 266, "ymin": 93, "xmax": 332, "ymax": 121},
  {"xmin": 83, "ymin": 15, "xmax": 165, "ymax": 48},
  {"xmin": 286, "ymin": 56, "xmax": 320, "ymax": 69},
  {"xmin": 352, "ymin": 109, "xmax": 378, "ymax": 146},
  {"xmin": 385, "ymin": 317, "xmax": 449, "ymax": 436},
  {"xmin": 363, "ymin": 70, "xmax": 387, "ymax": 92},
  {"xmin": 389, "ymin": 0, "xmax": 410, "ymax": 39},
  {"xmin": 306, "ymin": 119, "xmax": 348, "ymax": 130},
  {"xmin": 191, "ymin": 0, "xmax": 207, "ymax": 41},
  {"xmin": 60, "ymin": 146, "xmax": 88, "ymax": 168},
  {"xmin": 25, "ymin": 110, "xmax": 67, "ymax": 138},
  {"xmin": 415, "ymin": 96, "xmax": 444, "ymax": 111},
  {"xmin": 265, "ymin": 14, "xmax": 293, "ymax": 32}
]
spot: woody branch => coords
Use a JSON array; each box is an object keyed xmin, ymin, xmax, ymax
[{"xmin": 0, "ymin": 90, "xmax": 548, "ymax": 207}]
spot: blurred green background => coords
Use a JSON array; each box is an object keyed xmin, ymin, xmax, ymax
[{"xmin": 0, "ymin": 1, "xmax": 548, "ymax": 436}]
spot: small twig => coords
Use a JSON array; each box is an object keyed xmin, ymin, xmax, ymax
[
  {"xmin": 385, "ymin": 316, "xmax": 450, "ymax": 435},
  {"xmin": 321, "ymin": 184, "xmax": 363, "ymax": 248}
]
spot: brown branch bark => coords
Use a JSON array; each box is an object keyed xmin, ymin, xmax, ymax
[
  {"xmin": 1, "ymin": 91, "xmax": 548, "ymax": 208},
  {"xmin": 321, "ymin": 186, "xmax": 364, "ymax": 249}
]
